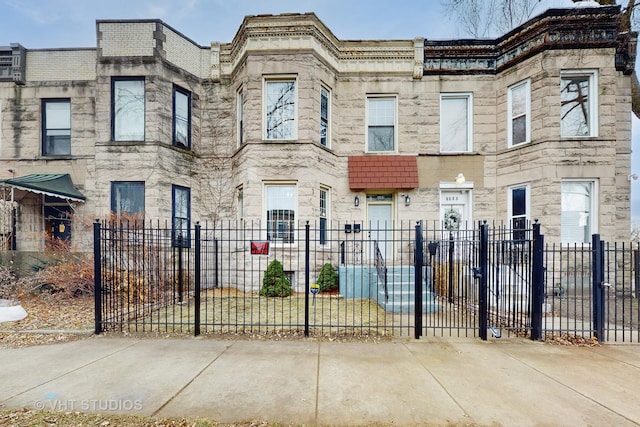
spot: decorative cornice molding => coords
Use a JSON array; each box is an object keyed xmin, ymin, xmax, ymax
[
  {"xmin": 219, "ymin": 13, "xmax": 415, "ymax": 76},
  {"xmin": 423, "ymin": 6, "xmax": 634, "ymax": 75}
]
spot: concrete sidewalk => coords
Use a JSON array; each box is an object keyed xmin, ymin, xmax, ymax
[{"xmin": 1, "ymin": 336, "xmax": 639, "ymax": 426}]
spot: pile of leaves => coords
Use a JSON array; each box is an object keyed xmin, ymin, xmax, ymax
[
  {"xmin": 545, "ymin": 333, "xmax": 601, "ymax": 347},
  {"xmin": 32, "ymin": 253, "xmax": 94, "ymax": 297},
  {"xmin": 0, "ymin": 261, "xmax": 95, "ymax": 348},
  {"xmin": 1, "ymin": 253, "xmax": 93, "ymax": 301}
]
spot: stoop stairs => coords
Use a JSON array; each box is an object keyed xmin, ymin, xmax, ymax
[{"xmin": 376, "ymin": 265, "xmax": 439, "ymax": 314}]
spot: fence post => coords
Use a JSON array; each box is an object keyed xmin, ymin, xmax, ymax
[
  {"xmin": 214, "ymin": 237, "xmax": 219, "ymax": 289},
  {"xmin": 414, "ymin": 221, "xmax": 424, "ymax": 339},
  {"xmin": 478, "ymin": 221, "xmax": 488, "ymax": 341},
  {"xmin": 304, "ymin": 221, "xmax": 310, "ymax": 337},
  {"xmin": 93, "ymin": 219, "xmax": 102, "ymax": 335},
  {"xmin": 177, "ymin": 235, "xmax": 184, "ymax": 303},
  {"xmin": 635, "ymin": 249, "xmax": 640, "ymax": 300},
  {"xmin": 530, "ymin": 221, "xmax": 544, "ymax": 341},
  {"xmin": 592, "ymin": 234, "xmax": 605, "ymax": 342},
  {"xmin": 194, "ymin": 223, "xmax": 201, "ymax": 337},
  {"xmin": 448, "ymin": 232, "xmax": 455, "ymax": 303}
]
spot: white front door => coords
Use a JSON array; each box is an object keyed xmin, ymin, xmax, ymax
[
  {"xmin": 367, "ymin": 195, "xmax": 393, "ymax": 260},
  {"xmin": 440, "ymin": 190, "xmax": 471, "ymax": 230}
]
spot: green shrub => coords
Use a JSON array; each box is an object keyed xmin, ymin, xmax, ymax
[
  {"xmin": 317, "ymin": 263, "xmax": 338, "ymax": 293},
  {"xmin": 260, "ymin": 259, "xmax": 292, "ymax": 297}
]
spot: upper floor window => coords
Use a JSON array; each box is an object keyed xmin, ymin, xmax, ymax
[
  {"xmin": 265, "ymin": 184, "xmax": 296, "ymax": 243},
  {"xmin": 561, "ymin": 179, "xmax": 597, "ymax": 244},
  {"xmin": 367, "ymin": 96, "xmax": 396, "ymax": 152},
  {"xmin": 561, "ymin": 70, "xmax": 598, "ymax": 137},
  {"xmin": 440, "ymin": 93, "xmax": 472, "ymax": 152},
  {"xmin": 111, "ymin": 181, "xmax": 145, "ymax": 219},
  {"xmin": 0, "ymin": 51, "xmax": 12, "ymax": 79},
  {"xmin": 173, "ymin": 85, "xmax": 191, "ymax": 149},
  {"xmin": 320, "ymin": 87, "xmax": 330, "ymax": 147},
  {"xmin": 112, "ymin": 77, "xmax": 145, "ymax": 141},
  {"xmin": 265, "ymin": 78, "xmax": 296, "ymax": 140},
  {"xmin": 42, "ymin": 99, "xmax": 71, "ymax": 156},
  {"xmin": 508, "ymin": 184, "xmax": 529, "ymax": 242},
  {"xmin": 237, "ymin": 88, "xmax": 245, "ymax": 147},
  {"xmin": 507, "ymin": 79, "xmax": 530, "ymax": 146},
  {"xmin": 172, "ymin": 185, "xmax": 191, "ymax": 248},
  {"xmin": 0, "ymin": 45, "xmax": 25, "ymax": 84}
]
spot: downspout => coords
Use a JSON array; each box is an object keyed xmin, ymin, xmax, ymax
[{"xmin": 8, "ymin": 169, "xmax": 16, "ymax": 250}]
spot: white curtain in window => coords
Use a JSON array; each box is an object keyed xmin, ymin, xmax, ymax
[
  {"xmin": 510, "ymin": 83, "xmax": 528, "ymax": 144},
  {"xmin": 441, "ymin": 96, "xmax": 468, "ymax": 152},
  {"xmin": 266, "ymin": 185, "xmax": 296, "ymax": 242},
  {"xmin": 46, "ymin": 102, "xmax": 70, "ymax": 129},
  {"xmin": 561, "ymin": 181, "xmax": 592, "ymax": 243}
]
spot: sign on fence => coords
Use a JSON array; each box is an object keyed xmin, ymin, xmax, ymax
[{"xmin": 250, "ymin": 240, "xmax": 270, "ymax": 255}]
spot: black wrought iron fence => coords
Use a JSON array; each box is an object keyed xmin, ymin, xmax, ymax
[
  {"xmin": 542, "ymin": 238, "xmax": 640, "ymax": 342},
  {"xmin": 93, "ymin": 219, "xmax": 640, "ymax": 342}
]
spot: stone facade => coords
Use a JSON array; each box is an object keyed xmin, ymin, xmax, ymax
[{"xmin": 0, "ymin": 6, "xmax": 636, "ymax": 255}]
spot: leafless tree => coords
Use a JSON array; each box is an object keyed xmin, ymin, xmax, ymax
[
  {"xmin": 441, "ymin": 0, "xmax": 640, "ymax": 119},
  {"xmin": 440, "ymin": 0, "xmax": 542, "ymax": 38}
]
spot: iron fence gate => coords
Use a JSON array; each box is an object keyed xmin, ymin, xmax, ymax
[
  {"xmin": 413, "ymin": 222, "xmax": 540, "ymax": 340},
  {"xmin": 93, "ymin": 220, "xmax": 639, "ymax": 342}
]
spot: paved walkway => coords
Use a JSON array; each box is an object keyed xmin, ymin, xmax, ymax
[{"xmin": 1, "ymin": 336, "xmax": 639, "ymax": 426}]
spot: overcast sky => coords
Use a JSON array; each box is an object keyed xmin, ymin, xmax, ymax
[{"xmin": 1, "ymin": 0, "xmax": 638, "ymax": 225}]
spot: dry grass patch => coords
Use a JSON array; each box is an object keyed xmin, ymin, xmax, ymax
[{"xmin": 115, "ymin": 288, "xmax": 394, "ymax": 338}]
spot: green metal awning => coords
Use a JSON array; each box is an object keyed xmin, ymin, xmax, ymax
[{"xmin": 1, "ymin": 174, "xmax": 86, "ymax": 202}]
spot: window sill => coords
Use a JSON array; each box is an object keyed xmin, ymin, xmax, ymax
[
  {"xmin": 40, "ymin": 155, "xmax": 74, "ymax": 159},
  {"xmin": 560, "ymin": 135, "xmax": 599, "ymax": 140}
]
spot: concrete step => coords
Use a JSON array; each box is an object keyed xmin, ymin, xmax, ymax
[
  {"xmin": 381, "ymin": 295, "xmax": 439, "ymax": 314},
  {"xmin": 376, "ymin": 265, "xmax": 437, "ymax": 313}
]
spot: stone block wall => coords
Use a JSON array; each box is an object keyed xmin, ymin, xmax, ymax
[{"xmin": 0, "ymin": 9, "xmax": 634, "ymax": 254}]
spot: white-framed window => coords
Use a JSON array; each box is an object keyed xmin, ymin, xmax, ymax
[
  {"xmin": 173, "ymin": 85, "xmax": 191, "ymax": 149},
  {"xmin": 237, "ymin": 87, "xmax": 244, "ymax": 147},
  {"xmin": 320, "ymin": 86, "xmax": 330, "ymax": 147},
  {"xmin": 112, "ymin": 77, "xmax": 145, "ymax": 141},
  {"xmin": 561, "ymin": 70, "xmax": 598, "ymax": 137},
  {"xmin": 264, "ymin": 77, "xmax": 296, "ymax": 140},
  {"xmin": 508, "ymin": 184, "xmax": 530, "ymax": 241},
  {"xmin": 561, "ymin": 179, "xmax": 598, "ymax": 244},
  {"xmin": 265, "ymin": 183, "xmax": 297, "ymax": 243},
  {"xmin": 42, "ymin": 99, "xmax": 71, "ymax": 156},
  {"xmin": 319, "ymin": 186, "xmax": 329, "ymax": 244},
  {"xmin": 366, "ymin": 96, "xmax": 397, "ymax": 152},
  {"xmin": 507, "ymin": 79, "xmax": 531, "ymax": 147},
  {"xmin": 440, "ymin": 93, "xmax": 473, "ymax": 152}
]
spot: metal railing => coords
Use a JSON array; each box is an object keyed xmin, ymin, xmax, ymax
[
  {"xmin": 373, "ymin": 240, "xmax": 388, "ymax": 302},
  {"xmin": 93, "ymin": 219, "xmax": 640, "ymax": 342}
]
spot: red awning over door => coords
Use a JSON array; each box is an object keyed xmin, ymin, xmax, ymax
[{"xmin": 348, "ymin": 156, "xmax": 418, "ymax": 190}]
